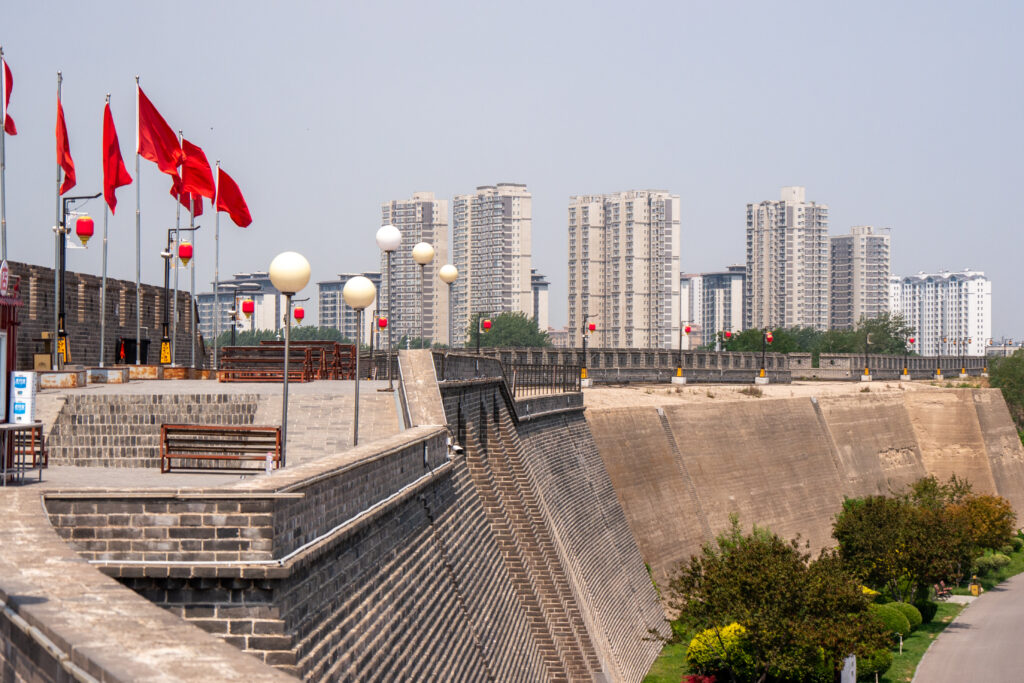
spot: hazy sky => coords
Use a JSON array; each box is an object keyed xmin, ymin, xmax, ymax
[{"xmin": 2, "ymin": 1, "xmax": 1021, "ymax": 337}]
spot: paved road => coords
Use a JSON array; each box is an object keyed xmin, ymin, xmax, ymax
[{"xmin": 914, "ymin": 573, "xmax": 1024, "ymax": 681}]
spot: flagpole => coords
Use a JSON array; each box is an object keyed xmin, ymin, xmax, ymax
[
  {"xmin": 171, "ymin": 131, "xmax": 182, "ymax": 366},
  {"xmin": 213, "ymin": 161, "xmax": 220, "ymax": 372},
  {"xmin": 189, "ymin": 196, "xmax": 196, "ymax": 370},
  {"xmin": 134, "ymin": 76, "xmax": 141, "ymax": 366},
  {"xmin": 0, "ymin": 47, "xmax": 7, "ymax": 262},
  {"xmin": 100, "ymin": 94, "xmax": 111, "ymax": 368},
  {"xmin": 53, "ymin": 72, "xmax": 62, "ymax": 370}
]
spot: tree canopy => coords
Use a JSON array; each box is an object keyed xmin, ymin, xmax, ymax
[
  {"xmin": 467, "ymin": 311, "xmax": 551, "ymax": 348},
  {"xmin": 212, "ymin": 326, "xmax": 349, "ymax": 348},
  {"xmin": 707, "ymin": 313, "xmax": 916, "ymax": 358},
  {"xmin": 990, "ymin": 350, "xmax": 1024, "ymax": 433}
]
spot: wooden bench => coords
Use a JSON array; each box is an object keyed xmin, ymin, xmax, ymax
[
  {"xmin": 259, "ymin": 341, "xmax": 357, "ymax": 379},
  {"xmin": 160, "ymin": 424, "xmax": 281, "ymax": 473},
  {"xmin": 218, "ymin": 345, "xmax": 314, "ymax": 383}
]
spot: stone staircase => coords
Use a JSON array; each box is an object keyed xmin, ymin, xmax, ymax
[{"xmin": 462, "ymin": 393, "xmax": 601, "ymax": 681}]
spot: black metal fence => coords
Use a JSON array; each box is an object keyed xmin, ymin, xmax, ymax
[{"xmin": 433, "ymin": 352, "xmax": 581, "ymax": 398}]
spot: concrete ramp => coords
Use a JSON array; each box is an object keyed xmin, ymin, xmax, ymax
[
  {"xmin": 905, "ymin": 390, "xmax": 998, "ymax": 494},
  {"xmin": 663, "ymin": 400, "xmax": 844, "ymax": 558},
  {"xmin": 816, "ymin": 393, "xmax": 927, "ymax": 498}
]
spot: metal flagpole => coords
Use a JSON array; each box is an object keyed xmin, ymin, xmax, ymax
[
  {"xmin": 100, "ymin": 93, "xmax": 111, "ymax": 368},
  {"xmin": 134, "ymin": 76, "xmax": 141, "ymax": 365},
  {"xmin": 213, "ymin": 162, "xmax": 220, "ymax": 371},
  {"xmin": 189, "ymin": 196, "xmax": 196, "ymax": 369},
  {"xmin": 53, "ymin": 72, "xmax": 62, "ymax": 369},
  {"xmin": 171, "ymin": 130, "xmax": 181, "ymax": 366},
  {"xmin": 0, "ymin": 47, "xmax": 7, "ymax": 262}
]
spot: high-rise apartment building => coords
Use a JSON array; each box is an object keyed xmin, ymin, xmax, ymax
[
  {"xmin": 680, "ymin": 266, "xmax": 746, "ymax": 347},
  {"xmin": 746, "ymin": 186, "xmax": 829, "ymax": 331},
  {"xmin": 451, "ymin": 183, "xmax": 532, "ymax": 345},
  {"xmin": 379, "ymin": 192, "xmax": 450, "ymax": 345},
  {"xmin": 318, "ymin": 272, "xmax": 382, "ymax": 344},
  {"xmin": 830, "ymin": 226, "xmax": 891, "ymax": 330},
  {"xmin": 567, "ymin": 190, "xmax": 681, "ymax": 348},
  {"xmin": 889, "ymin": 270, "xmax": 991, "ymax": 357}
]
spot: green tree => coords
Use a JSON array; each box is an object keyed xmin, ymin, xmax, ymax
[
  {"xmin": 990, "ymin": 350, "xmax": 1024, "ymax": 431},
  {"xmin": 855, "ymin": 313, "xmax": 916, "ymax": 356},
  {"xmin": 667, "ymin": 519, "xmax": 887, "ymax": 683},
  {"xmin": 467, "ymin": 311, "xmax": 551, "ymax": 348},
  {"xmin": 212, "ymin": 326, "xmax": 350, "ymax": 348}
]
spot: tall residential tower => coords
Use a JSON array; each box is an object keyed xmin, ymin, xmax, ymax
[
  {"xmin": 567, "ymin": 190, "xmax": 681, "ymax": 348},
  {"xmin": 889, "ymin": 270, "xmax": 991, "ymax": 357},
  {"xmin": 745, "ymin": 186, "xmax": 829, "ymax": 330},
  {"xmin": 830, "ymin": 226, "xmax": 891, "ymax": 329},
  {"xmin": 451, "ymin": 183, "xmax": 532, "ymax": 345}
]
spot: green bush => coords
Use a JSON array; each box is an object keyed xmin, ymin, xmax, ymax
[
  {"xmin": 914, "ymin": 600, "xmax": 939, "ymax": 623},
  {"xmin": 991, "ymin": 553, "xmax": 1011, "ymax": 570},
  {"xmin": 1000, "ymin": 544, "xmax": 1014, "ymax": 555},
  {"xmin": 975, "ymin": 552, "xmax": 1012, "ymax": 576},
  {"xmin": 1011, "ymin": 536, "xmax": 1023, "ymax": 552},
  {"xmin": 856, "ymin": 648, "xmax": 894, "ymax": 681},
  {"xmin": 868, "ymin": 603, "xmax": 911, "ymax": 636},
  {"xmin": 887, "ymin": 602, "xmax": 922, "ymax": 631},
  {"xmin": 686, "ymin": 623, "xmax": 755, "ymax": 679}
]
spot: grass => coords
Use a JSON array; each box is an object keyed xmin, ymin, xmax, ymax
[
  {"xmin": 880, "ymin": 602, "xmax": 962, "ymax": 683},
  {"xmin": 643, "ymin": 639, "xmax": 689, "ymax": 683},
  {"xmin": 951, "ymin": 544, "xmax": 1024, "ymax": 594}
]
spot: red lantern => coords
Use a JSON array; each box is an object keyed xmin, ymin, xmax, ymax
[
  {"xmin": 909, "ymin": 337, "xmax": 915, "ymax": 344},
  {"xmin": 178, "ymin": 241, "xmax": 193, "ymax": 266},
  {"xmin": 684, "ymin": 325, "xmax": 691, "ymax": 335},
  {"xmin": 766, "ymin": 332, "xmax": 773, "ymax": 344},
  {"xmin": 75, "ymin": 215, "xmax": 94, "ymax": 247},
  {"xmin": 483, "ymin": 319, "xmax": 492, "ymax": 331},
  {"xmin": 378, "ymin": 317, "xmax": 387, "ymax": 329},
  {"xmin": 588, "ymin": 322, "xmax": 596, "ymax": 333},
  {"xmin": 724, "ymin": 330, "xmax": 732, "ymax": 339},
  {"xmin": 241, "ymin": 299, "xmax": 255, "ymax": 319},
  {"xmin": 294, "ymin": 306, "xmax": 305, "ymax": 324}
]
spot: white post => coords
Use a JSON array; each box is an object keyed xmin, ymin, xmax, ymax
[
  {"xmin": 354, "ymin": 307, "xmax": 362, "ymax": 446},
  {"xmin": 189, "ymin": 196, "xmax": 196, "ymax": 369},
  {"xmin": 134, "ymin": 77, "xmax": 141, "ymax": 365},
  {"xmin": 171, "ymin": 130, "xmax": 181, "ymax": 366},
  {"xmin": 213, "ymin": 161, "xmax": 220, "ymax": 371},
  {"xmin": 0, "ymin": 48, "xmax": 7, "ymax": 262},
  {"xmin": 53, "ymin": 72, "xmax": 62, "ymax": 369},
  {"xmin": 281, "ymin": 294, "xmax": 292, "ymax": 467}
]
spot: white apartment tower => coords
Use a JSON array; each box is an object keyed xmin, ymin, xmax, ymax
[
  {"xmin": 451, "ymin": 184, "xmax": 533, "ymax": 345},
  {"xmin": 380, "ymin": 192, "xmax": 450, "ymax": 345},
  {"xmin": 889, "ymin": 270, "xmax": 992, "ymax": 357},
  {"xmin": 746, "ymin": 186, "xmax": 829, "ymax": 331},
  {"xmin": 567, "ymin": 190, "xmax": 681, "ymax": 348},
  {"xmin": 681, "ymin": 266, "xmax": 746, "ymax": 347},
  {"xmin": 319, "ymin": 272, "xmax": 383, "ymax": 345},
  {"xmin": 830, "ymin": 226, "xmax": 891, "ymax": 330}
]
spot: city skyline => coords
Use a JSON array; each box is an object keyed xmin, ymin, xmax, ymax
[{"xmin": 0, "ymin": 2, "xmax": 1020, "ymax": 339}]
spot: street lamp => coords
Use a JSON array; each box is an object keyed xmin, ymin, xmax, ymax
[
  {"xmin": 342, "ymin": 275, "xmax": 376, "ymax": 446},
  {"xmin": 438, "ymin": 264, "xmax": 458, "ymax": 348},
  {"xmin": 269, "ymin": 251, "xmax": 311, "ymax": 468},
  {"xmin": 54, "ymin": 193, "xmax": 101, "ymax": 369},
  {"xmin": 582, "ymin": 315, "xmax": 596, "ymax": 385},
  {"xmin": 375, "ymin": 224, "xmax": 402, "ymax": 391},
  {"xmin": 160, "ymin": 226, "xmax": 201, "ymax": 366},
  {"xmin": 674, "ymin": 324, "xmax": 691, "ymax": 383},
  {"xmin": 903, "ymin": 336, "xmax": 915, "ymax": 380},
  {"xmin": 412, "ymin": 241, "xmax": 435, "ymax": 347},
  {"xmin": 475, "ymin": 313, "xmax": 492, "ymax": 354},
  {"xmin": 758, "ymin": 329, "xmax": 773, "ymax": 384}
]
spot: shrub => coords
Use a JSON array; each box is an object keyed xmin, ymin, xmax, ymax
[
  {"xmin": 1012, "ymin": 536, "xmax": 1023, "ymax": 552},
  {"xmin": 914, "ymin": 600, "xmax": 939, "ymax": 623},
  {"xmin": 991, "ymin": 553, "xmax": 1012, "ymax": 570},
  {"xmin": 1001, "ymin": 544, "xmax": 1015, "ymax": 555},
  {"xmin": 856, "ymin": 649, "xmax": 894, "ymax": 681},
  {"xmin": 887, "ymin": 602, "xmax": 922, "ymax": 631},
  {"xmin": 686, "ymin": 623, "xmax": 755, "ymax": 679},
  {"xmin": 868, "ymin": 603, "xmax": 911, "ymax": 636}
]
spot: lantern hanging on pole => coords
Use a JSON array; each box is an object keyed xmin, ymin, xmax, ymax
[
  {"xmin": 724, "ymin": 330, "xmax": 732, "ymax": 339},
  {"xmin": 588, "ymin": 322, "xmax": 596, "ymax": 333},
  {"xmin": 684, "ymin": 325, "xmax": 691, "ymax": 335},
  {"xmin": 241, "ymin": 299, "xmax": 255, "ymax": 319},
  {"xmin": 482, "ymin": 318, "xmax": 492, "ymax": 332},
  {"xmin": 766, "ymin": 331, "xmax": 773, "ymax": 344},
  {"xmin": 178, "ymin": 241, "xmax": 193, "ymax": 267},
  {"xmin": 294, "ymin": 306, "xmax": 305, "ymax": 324},
  {"xmin": 378, "ymin": 316, "xmax": 387, "ymax": 329},
  {"xmin": 75, "ymin": 215, "xmax": 94, "ymax": 247},
  {"xmin": 909, "ymin": 337, "xmax": 915, "ymax": 345}
]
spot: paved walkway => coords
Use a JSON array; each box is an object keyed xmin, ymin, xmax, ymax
[{"xmin": 914, "ymin": 574, "xmax": 1024, "ymax": 681}]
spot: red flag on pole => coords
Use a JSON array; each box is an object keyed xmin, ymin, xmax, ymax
[
  {"xmin": 102, "ymin": 102, "xmax": 132, "ymax": 214},
  {"xmin": 170, "ymin": 175, "xmax": 203, "ymax": 217},
  {"xmin": 56, "ymin": 99, "xmax": 75, "ymax": 195},
  {"xmin": 2, "ymin": 58, "xmax": 15, "ymax": 135},
  {"xmin": 215, "ymin": 167, "xmax": 252, "ymax": 227},
  {"xmin": 137, "ymin": 86, "xmax": 184, "ymax": 175},
  {"xmin": 181, "ymin": 139, "xmax": 215, "ymax": 200}
]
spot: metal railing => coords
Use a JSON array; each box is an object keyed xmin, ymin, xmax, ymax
[{"xmin": 504, "ymin": 363, "xmax": 581, "ymax": 397}]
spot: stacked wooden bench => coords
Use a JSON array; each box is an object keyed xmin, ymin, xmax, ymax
[
  {"xmin": 218, "ymin": 345, "xmax": 314, "ymax": 382},
  {"xmin": 160, "ymin": 424, "xmax": 281, "ymax": 473},
  {"xmin": 258, "ymin": 341, "xmax": 357, "ymax": 380}
]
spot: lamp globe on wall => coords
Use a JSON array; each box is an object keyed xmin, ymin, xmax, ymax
[
  {"xmin": 269, "ymin": 251, "xmax": 311, "ymax": 295},
  {"xmin": 375, "ymin": 224, "xmax": 402, "ymax": 253}
]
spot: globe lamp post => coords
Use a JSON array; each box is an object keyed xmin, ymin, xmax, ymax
[
  {"xmin": 269, "ymin": 251, "xmax": 311, "ymax": 468},
  {"xmin": 342, "ymin": 275, "xmax": 377, "ymax": 446},
  {"xmin": 438, "ymin": 264, "xmax": 458, "ymax": 348},
  {"xmin": 375, "ymin": 224, "xmax": 402, "ymax": 390},
  {"xmin": 903, "ymin": 336, "xmax": 915, "ymax": 380},
  {"xmin": 675, "ymin": 324, "xmax": 691, "ymax": 383},
  {"xmin": 757, "ymin": 329, "xmax": 773, "ymax": 384},
  {"xmin": 412, "ymin": 241, "xmax": 435, "ymax": 347}
]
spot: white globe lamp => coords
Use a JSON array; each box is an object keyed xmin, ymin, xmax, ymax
[
  {"xmin": 375, "ymin": 224, "xmax": 402, "ymax": 253},
  {"xmin": 268, "ymin": 251, "xmax": 311, "ymax": 295},
  {"xmin": 412, "ymin": 242, "xmax": 435, "ymax": 266},
  {"xmin": 438, "ymin": 264, "xmax": 458, "ymax": 284}
]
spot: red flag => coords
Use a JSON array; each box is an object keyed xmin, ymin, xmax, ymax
[
  {"xmin": 215, "ymin": 167, "xmax": 252, "ymax": 227},
  {"xmin": 181, "ymin": 139, "xmax": 215, "ymax": 200},
  {"xmin": 137, "ymin": 85, "xmax": 184, "ymax": 175},
  {"xmin": 102, "ymin": 103, "xmax": 132, "ymax": 214},
  {"xmin": 56, "ymin": 99, "xmax": 76, "ymax": 195},
  {"xmin": 2, "ymin": 59, "xmax": 15, "ymax": 135},
  {"xmin": 170, "ymin": 175, "xmax": 203, "ymax": 217}
]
